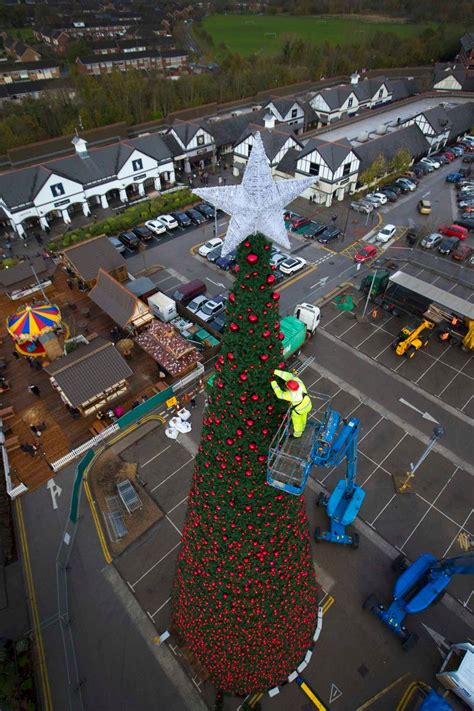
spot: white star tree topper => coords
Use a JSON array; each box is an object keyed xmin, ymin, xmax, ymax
[{"xmin": 194, "ymin": 132, "xmax": 315, "ymax": 256}]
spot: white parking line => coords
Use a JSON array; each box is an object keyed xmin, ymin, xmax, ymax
[
  {"xmin": 437, "ymin": 356, "xmax": 473, "ymax": 396},
  {"xmin": 150, "ymin": 456, "xmax": 194, "ymax": 492},
  {"xmin": 166, "ymin": 514, "xmax": 182, "ymax": 535},
  {"xmin": 130, "ymin": 541, "xmax": 181, "ymax": 590},
  {"xmin": 371, "ymin": 494, "xmax": 397, "ymax": 526},
  {"xmin": 167, "ymin": 495, "xmax": 188, "ymax": 514},
  {"xmin": 414, "ymin": 346, "xmax": 452, "ymax": 384},
  {"xmin": 361, "ymin": 433, "xmax": 408, "ymax": 487},
  {"xmin": 415, "ymin": 493, "xmax": 471, "ymax": 530},
  {"xmin": 143, "ymin": 445, "xmax": 172, "ymax": 468},
  {"xmin": 321, "ymin": 311, "xmax": 345, "ymax": 329},
  {"xmin": 150, "ymin": 596, "xmax": 171, "ymax": 620},
  {"xmin": 400, "ymin": 468, "xmax": 458, "ymax": 549},
  {"xmin": 461, "ymin": 394, "xmax": 474, "ymax": 412}
]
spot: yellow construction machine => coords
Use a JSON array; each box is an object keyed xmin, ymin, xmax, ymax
[{"xmin": 394, "ymin": 319, "xmax": 435, "ymax": 358}]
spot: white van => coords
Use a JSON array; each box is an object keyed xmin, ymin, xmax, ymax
[{"xmin": 147, "ymin": 292, "xmax": 177, "ymax": 323}]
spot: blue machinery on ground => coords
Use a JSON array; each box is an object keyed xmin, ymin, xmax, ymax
[
  {"xmin": 267, "ymin": 397, "xmax": 365, "ymax": 548},
  {"xmin": 364, "ymin": 553, "xmax": 474, "ymax": 650}
]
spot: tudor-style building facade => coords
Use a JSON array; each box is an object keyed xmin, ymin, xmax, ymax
[
  {"xmin": 166, "ymin": 121, "xmax": 216, "ymax": 173},
  {"xmin": 263, "ymin": 98, "xmax": 306, "ymax": 133},
  {"xmin": 405, "ymin": 107, "xmax": 451, "ymax": 154},
  {"xmin": 233, "ymin": 115, "xmax": 302, "ymax": 172},
  {"xmin": 294, "ymin": 138, "xmax": 360, "ymax": 206}
]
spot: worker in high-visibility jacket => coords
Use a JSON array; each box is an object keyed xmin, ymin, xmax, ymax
[{"xmin": 271, "ymin": 369, "xmax": 312, "ymax": 438}]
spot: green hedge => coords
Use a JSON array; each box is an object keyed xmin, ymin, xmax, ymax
[{"xmin": 50, "ymin": 189, "xmax": 198, "ymax": 251}]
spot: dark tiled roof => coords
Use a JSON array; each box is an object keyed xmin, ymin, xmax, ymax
[
  {"xmin": 0, "ymin": 256, "xmax": 55, "ymax": 291},
  {"xmin": 0, "ymin": 59, "xmax": 59, "ymax": 72},
  {"xmin": 388, "ymin": 78, "xmax": 419, "ymax": 102},
  {"xmin": 354, "ymin": 125, "xmax": 429, "ymax": 173},
  {"xmin": 460, "ymin": 32, "xmax": 474, "ymax": 53},
  {"xmin": 276, "ymin": 147, "xmax": 300, "ymax": 175},
  {"xmin": 419, "ymin": 106, "xmax": 452, "ymax": 133},
  {"xmin": 265, "ymin": 96, "xmax": 302, "ymax": 118},
  {"xmin": 204, "ymin": 110, "xmax": 266, "ymax": 148},
  {"xmin": 78, "ymin": 50, "xmax": 163, "ymax": 64},
  {"xmin": 314, "ymin": 84, "xmax": 354, "ymax": 110},
  {"xmin": 170, "ymin": 121, "xmax": 207, "ymax": 147},
  {"xmin": 63, "ymin": 235, "xmax": 126, "ymax": 281},
  {"xmin": 45, "ymin": 337, "xmax": 132, "ymax": 408},
  {"xmin": 447, "ymin": 102, "xmax": 474, "ymax": 140},
  {"xmin": 89, "ymin": 269, "xmax": 147, "ymax": 327},
  {"xmin": 235, "ymin": 124, "xmax": 299, "ymax": 161},
  {"xmin": 433, "ymin": 63, "xmax": 474, "ymax": 92},
  {"xmin": 353, "ymin": 77, "xmax": 388, "ymax": 102},
  {"xmin": 299, "ymin": 137, "xmax": 353, "ymax": 171}
]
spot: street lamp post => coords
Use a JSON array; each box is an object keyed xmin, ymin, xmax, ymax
[{"xmin": 394, "ymin": 426, "xmax": 445, "ymax": 494}]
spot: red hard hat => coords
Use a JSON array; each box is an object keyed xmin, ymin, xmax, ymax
[{"xmin": 287, "ymin": 380, "xmax": 299, "ymax": 391}]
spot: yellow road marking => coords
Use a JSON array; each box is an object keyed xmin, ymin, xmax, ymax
[
  {"xmin": 191, "ymin": 240, "xmax": 208, "ymax": 255},
  {"xmin": 356, "ymin": 673, "xmax": 411, "ymax": 710},
  {"xmin": 299, "ymin": 680, "xmax": 328, "ymax": 710},
  {"xmin": 84, "ymin": 414, "xmax": 166, "ymax": 564},
  {"xmin": 322, "ymin": 595, "xmax": 334, "ymax": 614},
  {"xmin": 16, "ymin": 499, "xmax": 53, "ymax": 710},
  {"xmin": 279, "ymin": 265, "xmax": 317, "ymax": 291}
]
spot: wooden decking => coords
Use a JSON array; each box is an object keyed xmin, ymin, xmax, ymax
[{"xmin": 0, "ymin": 265, "xmax": 166, "ymax": 492}]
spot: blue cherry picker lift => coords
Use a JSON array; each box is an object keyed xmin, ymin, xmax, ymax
[
  {"xmin": 266, "ymin": 396, "xmax": 365, "ymax": 548},
  {"xmin": 363, "ymin": 552, "xmax": 474, "ymax": 651}
]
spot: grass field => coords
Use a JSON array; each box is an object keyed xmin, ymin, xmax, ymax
[
  {"xmin": 202, "ymin": 14, "xmax": 449, "ymax": 56},
  {"xmin": 8, "ymin": 27, "xmax": 35, "ymax": 42}
]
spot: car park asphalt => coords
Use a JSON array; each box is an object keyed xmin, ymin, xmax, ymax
[{"xmin": 15, "ymin": 152, "xmax": 474, "ymax": 711}]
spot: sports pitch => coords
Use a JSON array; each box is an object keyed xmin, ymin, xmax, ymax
[{"xmin": 202, "ymin": 14, "xmax": 443, "ymax": 56}]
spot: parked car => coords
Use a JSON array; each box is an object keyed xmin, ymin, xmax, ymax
[
  {"xmin": 206, "ymin": 245, "xmax": 223, "ymax": 262},
  {"xmin": 371, "ymin": 192, "xmax": 388, "ymax": 205},
  {"xmin": 375, "ymin": 224, "xmax": 397, "ymax": 243},
  {"xmin": 442, "ymin": 151, "xmax": 455, "ymax": 161},
  {"xmin": 351, "ymin": 200, "xmax": 373, "ymax": 213},
  {"xmin": 446, "ymin": 172, "xmax": 463, "ymax": 183},
  {"xmin": 304, "ymin": 222, "xmax": 328, "ymax": 238},
  {"xmin": 420, "ymin": 232, "xmax": 443, "ymax": 249},
  {"xmin": 432, "ymin": 154, "xmax": 449, "ymax": 165},
  {"xmin": 462, "ymin": 154, "xmax": 474, "ymax": 163},
  {"xmin": 395, "ymin": 178, "xmax": 416, "ymax": 192},
  {"xmin": 108, "ymin": 236, "xmax": 125, "ymax": 253},
  {"xmin": 354, "ymin": 245, "xmax": 377, "ymax": 263},
  {"xmin": 270, "ymin": 252, "xmax": 289, "ymax": 269},
  {"xmin": 461, "ymin": 209, "xmax": 474, "ymax": 217},
  {"xmin": 132, "ymin": 225, "xmax": 154, "ymax": 242},
  {"xmin": 186, "ymin": 294, "xmax": 208, "ymax": 314},
  {"xmin": 198, "ymin": 237, "xmax": 223, "ymax": 257},
  {"xmin": 186, "ymin": 208, "xmax": 206, "ymax": 225},
  {"xmin": 279, "ymin": 256, "xmax": 307, "ymax": 275},
  {"xmin": 384, "ymin": 183, "xmax": 402, "ymax": 195},
  {"xmin": 451, "ymin": 146, "xmax": 464, "ymax": 156},
  {"xmin": 209, "ymin": 313, "xmax": 226, "ymax": 334},
  {"xmin": 195, "ymin": 203, "xmax": 215, "ymax": 219},
  {"xmin": 364, "ymin": 194, "xmax": 384, "ymax": 207},
  {"xmin": 452, "ymin": 244, "xmax": 474, "ymax": 262},
  {"xmin": 417, "ymin": 199, "xmax": 432, "ymax": 215},
  {"xmin": 317, "ymin": 227, "xmax": 341, "ymax": 244},
  {"xmin": 380, "ymin": 188, "xmax": 398, "ymax": 202},
  {"xmin": 439, "ymin": 224, "xmax": 468, "ymax": 240},
  {"xmin": 215, "ymin": 250, "xmax": 237, "ymax": 270},
  {"xmin": 438, "ymin": 237, "xmax": 460, "ymax": 255},
  {"xmin": 414, "ymin": 162, "xmax": 432, "ymax": 174},
  {"xmin": 420, "ymin": 157, "xmax": 440, "ymax": 169},
  {"xmin": 144, "ymin": 219, "xmax": 166, "ymax": 235},
  {"xmin": 195, "ymin": 295, "xmax": 226, "ymax": 322},
  {"xmin": 170, "ymin": 211, "xmax": 192, "ymax": 228},
  {"xmin": 454, "ymin": 218, "xmax": 474, "ymax": 232},
  {"xmin": 290, "ymin": 216, "xmax": 311, "ymax": 230},
  {"xmin": 458, "ymin": 198, "xmax": 474, "ymax": 209},
  {"xmin": 157, "ymin": 214, "xmax": 179, "ymax": 230},
  {"xmin": 459, "ymin": 167, "xmax": 473, "ymax": 178},
  {"xmin": 118, "ymin": 231, "xmax": 139, "ymax": 250},
  {"xmin": 405, "ymin": 228, "xmax": 419, "ymax": 246},
  {"xmin": 173, "ymin": 279, "xmax": 206, "ymax": 305}
]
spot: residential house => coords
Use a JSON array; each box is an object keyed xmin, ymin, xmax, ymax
[
  {"xmin": 34, "ymin": 19, "xmax": 134, "ymax": 43},
  {"xmin": 3, "ymin": 36, "xmax": 41, "ymax": 62},
  {"xmin": 33, "ymin": 27, "xmax": 70, "ymax": 53},
  {"xmin": 404, "ymin": 106, "xmax": 452, "ymax": 153},
  {"xmin": 0, "ymin": 134, "xmax": 175, "ymax": 236},
  {"xmin": 0, "ymin": 78, "xmax": 72, "ymax": 107},
  {"xmin": 233, "ymin": 116, "xmax": 302, "ymax": 172},
  {"xmin": 45, "ymin": 337, "xmax": 133, "ymax": 416},
  {"xmin": 291, "ymin": 137, "xmax": 360, "ymax": 206},
  {"xmin": 89, "ymin": 39, "xmax": 118, "ymax": 56},
  {"xmin": 160, "ymin": 49, "xmax": 189, "ymax": 73},
  {"xmin": 76, "ymin": 51, "xmax": 163, "ymax": 75},
  {"xmin": 459, "ymin": 32, "xmax": 474, "ymax": 76},
  {"xmin": 0, "ymin": 60, "xmax": 60, "ymax": 85}
]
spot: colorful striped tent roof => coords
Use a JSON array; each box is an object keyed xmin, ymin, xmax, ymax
[{"xmin": 7, "ymin": 303, "xmax": 61, "ymax": 342}]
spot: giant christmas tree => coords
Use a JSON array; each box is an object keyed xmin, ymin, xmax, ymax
[{"xmin": 172, "ymin": 134, "xmax": 318, "ymax": 694}]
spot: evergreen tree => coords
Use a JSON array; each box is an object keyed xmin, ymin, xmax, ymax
[{"xmin": 172, "ymin": 233, "xmax": 318, "ymax": 694}]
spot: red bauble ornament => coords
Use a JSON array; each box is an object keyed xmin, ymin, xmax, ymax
[
  {"xmin": 258, "ymin": 454, "xmax": 266, "ymax": 462},
  {"xmin": 244, "ymin": 241, "xmax": 251, "ymax": 247},
  {"xmin": 240, "ymin": 373, "xmax": 248, "ymax": 381},
  {"xmin": 272, "ymin": 291, "xmax": 280, "ymax": 301},
  {"xmin": 248, "ymin": 314, "xmax": 258, "ymax": 323},
  {"xmin": 251, "ymin": 394, "xmax": 259, "ymax": 401},
  {"xmin": 260, "ymin": 353, "xmax": 269, "ymax": 361},
  {"xmin": 267, "ymin": 274, "xmax": 276, "ymax": 285},
  {"xmin": 262, "ymin": 330, "xmax": 271, "ymax": 339},
  {"xmin": 246, "ymin": 419, "xmax": 254, "ymax": 426},
  {"xmin": 236, "ymin": 428, "xmax": 243, "ymax": 436},
  {"xmin": 227, "ymin": 352, "xmax": 234, "ymax": 361},
  {"xmin": 229, "ymin": 322, "xmax": 239, "ymax": 332},
  {"xmin": 239, "ymin": 395, "xmax": 247, "ymax": 403},
  {"xmin": 226, "ymin": 437, "xmax": 234, "ymax": 445},
  {"xmin": 246, "ymin": 253, "xmax": 258, "ymax": 265},
  {"xmin": 229, "ymin": 292, "xmax": 235, "ymax": 303},
  {"xmin": 278, "ymin": 332, "xmax": 284, "ymax": 340}
]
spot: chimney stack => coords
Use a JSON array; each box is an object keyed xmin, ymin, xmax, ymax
[
  {"xmin": 263, "ymin": 111, "xmax": 276, "ymax": 130},
  {"xmin": 72, "ymin": 135, "xmax": 88, "ymax": 158},
  {"xmin": 350, "ymin": 71, "xmax": 360, "ymax": 85}
]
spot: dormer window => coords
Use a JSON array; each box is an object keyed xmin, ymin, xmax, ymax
[
  {"xmin": 132, "ymin": 158, "xmax": 143, "ymax": 172},
  {"xmin": 51, "ymin": 183, "xmax": 65, "ymax": 197},
  {"xmin": 197, "ymin": 135, "xmax": 205, "ymax": 146},
  {"xmin": 291, "ymin": 108, "xmax": 298, "ymax": 118}
]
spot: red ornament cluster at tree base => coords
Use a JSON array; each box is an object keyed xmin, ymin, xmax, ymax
[{"xmin": 172, "ymin": 233, "xmax": 318, "ymax": 694}]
